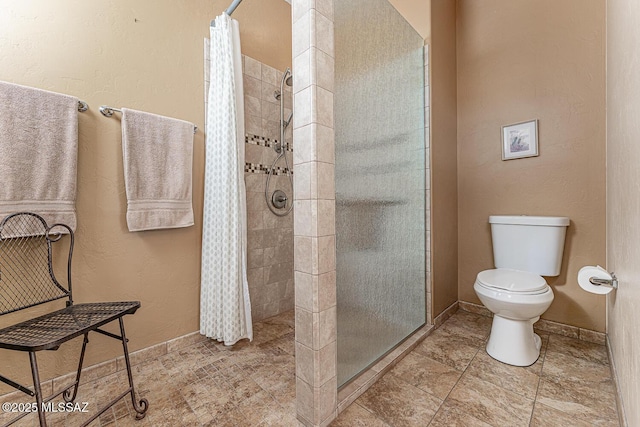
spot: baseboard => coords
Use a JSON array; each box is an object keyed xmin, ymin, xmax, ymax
[
  {"xmin": 459, "ymin": 300, "xmax": 606, "ymax": 345},
  {"xmin": 606, "ymin": 335, "xmax": 629, "ymax": 427},
  {"xmin": 0, "ymin": 330, "xmax": 206, "ymax": 401},
  {"xmin": 433, "ymin": 301, "xmax": 459, "ymax": 328}
]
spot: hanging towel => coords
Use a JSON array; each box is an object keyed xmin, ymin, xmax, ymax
[
  {"xmin": 0, "ymin": 81, "xmax": 78, "ymax": 230},
  {"xmin": 121, "ymin": 108, "xmax": 194, "ymax": 232}
]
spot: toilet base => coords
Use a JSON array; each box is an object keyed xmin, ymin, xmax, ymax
[{"xmin": 485, "ymin": 315, "xmax": 542, "ymax": 366}]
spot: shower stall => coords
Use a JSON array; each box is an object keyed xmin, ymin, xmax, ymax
[
  {"xmin": 334, "ymin": 0, "xmax": 429, "ymax": 386},
  {"xmin": 205, "ymin": 48, "xmax": 295, "ymax": 321}
]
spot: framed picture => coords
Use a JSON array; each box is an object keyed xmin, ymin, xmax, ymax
[{"xmin": 501, "ymin": 119, "xmax": 538, "ymax": 160}]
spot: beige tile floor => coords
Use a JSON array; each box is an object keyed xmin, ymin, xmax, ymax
[
  {"xmin": 0, "ymin": 309, "xmax": 620, "ymax": 426},
  {"xmin": 333, "ymin": 310, "xmax": 620, "ymax": 427}
]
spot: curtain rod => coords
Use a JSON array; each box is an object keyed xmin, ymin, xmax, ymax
[
  {"xmin": 225, "ymin": 0, "xmax": 243, "ymax": 16},
  {"xmin": 211, "ymin": 0, "xmax": 243, "ymax": 27}
]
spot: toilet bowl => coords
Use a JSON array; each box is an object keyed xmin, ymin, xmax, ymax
[{"xmin": 474, "ymin": 268, "xmax": 554, "ymax": 366}]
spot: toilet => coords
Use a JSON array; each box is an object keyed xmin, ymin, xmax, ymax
[{"xmin": 474, "ymin": 215, "xmax": 570, "ymax": 366}]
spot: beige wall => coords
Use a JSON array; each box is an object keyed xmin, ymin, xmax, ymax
[
  {"xmin": 607, "ymin": 0, "xmax": 640, "ymax": 423},
  {"xmin": 388, "ymin": 0, "xmax": 431, "ymax": 41},
  {"xmin": 0, "ymin": 0, "xmax": 290, "ymax": 392},
  {"xmin": 456, "ymin": 0, "xmax": 606, "ymax": 331},
  {"xmin": 430, "ymin": 0, "xmax": 458, "ymax": 319},
  {"xmin": 225, "ymin": 0, "xmax": 292, "ymax": 71}
]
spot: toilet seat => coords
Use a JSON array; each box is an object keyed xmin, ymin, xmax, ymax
[{"xmin": 476, "ymin": 269, "xmax": 548, "ymax": 295}]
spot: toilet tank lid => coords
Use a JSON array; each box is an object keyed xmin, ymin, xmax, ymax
[{"xmin": 489, "ymin": 215, "xmax": 570, "ymax": 226}]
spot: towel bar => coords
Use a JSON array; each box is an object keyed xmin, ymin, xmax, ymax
[
  {"xmin": 99, "ymin": 105, "xmax": 198, "ymax": 134},
  {"xmin": 77, "ymin": 101, "xmax": 88, "ymax": 112}
]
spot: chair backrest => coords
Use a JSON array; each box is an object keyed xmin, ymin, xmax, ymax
[{"xmin": 0, "ymin": 212, "xmax": 74, "ymax": 315}]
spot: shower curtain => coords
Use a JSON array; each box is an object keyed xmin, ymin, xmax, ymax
[{"xmin": 200, "ymin": 13, "xmax": 252, "ymax": 345}]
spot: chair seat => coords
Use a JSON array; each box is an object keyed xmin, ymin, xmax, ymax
[{"xmin": 0, "ymin": 302, "xmax": 140, "ymax": 352}]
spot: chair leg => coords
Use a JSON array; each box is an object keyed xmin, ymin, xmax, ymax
[
  {"xmin": 28, "ymin": 352, "xmax": 47, "ymax": 427},
  {"xmin": 118, "ymin": 317, "xmax": 148, "ymax": 419},
  {"xmin": 63, "ymin": 333, "xmax": 89, "ymax": 403}
]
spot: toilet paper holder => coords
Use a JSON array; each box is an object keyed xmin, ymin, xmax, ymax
[{"xmin": 589, "ymin": 272, "xmax": 618, "ymax": 289}]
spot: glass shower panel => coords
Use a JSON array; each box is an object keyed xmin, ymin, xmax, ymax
[{"xmin": 335, "ymin": 0, "xmax": 426, "ymax": 386}]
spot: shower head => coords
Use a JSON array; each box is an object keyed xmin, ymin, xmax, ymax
[{"xmin": 281, "ymin": 68, "xmax": 293, "ymax": 89}]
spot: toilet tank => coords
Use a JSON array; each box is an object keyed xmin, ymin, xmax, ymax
[{"xmin": 490, "ymin": 215, "xmax": 570, "ymax": 276}]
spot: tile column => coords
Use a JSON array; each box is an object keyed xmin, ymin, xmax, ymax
[{"xmin": 291, "ymin": 0, "xmax": 337, "ymax": 426}]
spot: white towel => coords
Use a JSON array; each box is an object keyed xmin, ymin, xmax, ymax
[
  {"xmin": 121, "ymin": 108, "xmax": 194, "ymax": 232},
  {"xmin": 0, "ymin": 81, "xmax": 78, "ymax": 230}
]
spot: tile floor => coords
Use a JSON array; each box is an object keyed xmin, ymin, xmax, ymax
[
  {"xmin": 0, "ymin": 309, "xmax": 620, "ymax": 426},
  {"xmin": 333, "ymin": 310, "xmax": 620, "ymax": 427},
  {"xmin": 0, "ymin": 312, "xmax": 298, "ymax": 427}
]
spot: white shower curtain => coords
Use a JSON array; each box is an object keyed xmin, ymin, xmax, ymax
[{"xmin": 200, "ymin": 13, "xmax": 252, "ymax": 345}]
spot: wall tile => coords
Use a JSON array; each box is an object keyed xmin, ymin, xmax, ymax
[
  {"xmin": 317, "ymin": 235, "xmax": 336, "ymax": 274},
  {"xmin": 296, "ymin": 376, "xmax": 315, "ymax": 423},
  {"xmin": 316, "ymin": 162, "xmax": 335, "ymax": 200},
  {"xmin": 245, "ymin": 56, "xmax": 262, "ymax": 80},
  {"xmin": 313, "ymin": 11, "xmax": 335, "ymax": 58},
  {"xmin": 295, "ymin": 200, "xmax": 315, "ymax": 237},
  {"xmin": 244, "ymin": 75, "xmax": 262, "ymax": 99},
  {"xmin": 295, "ymin": 236, "xmax": 314, "ymax": 274},
  {"xmin": 318, "ymin": 376, "xmax": 337, "ymax": 423},
  {"xmin": 262, "ymin": 64, "xmax": 279, "ymax": 87},
  {"xmin": 315, "ymin": 87, "xmax": 334, "ymax": 128},
  {"xmin": 296, "ymin": 341, "xmax": 315, "ymax": 384},
  {"xmin": 293, "ymin": 0, "xmax": 313, "ymax": 25},
  {"xmin": 293, "ymin": 12, "xmax": 312, "ymax": 59},
  {"xmin": 295, "ymin": 86, "xmax": 314, "ymax": 127},
  {"xmin": 318, "ymin": 341, "xmax": 337, "ymax": 386},
  {"xmin": 318, "ymin": 305, "xmax": 337, "ymax": 348},
  {"xmin": 315, "ymin": 124, "xmax": 335, "ymax": 164},
  {"xmin": 294, "ymin": 125, "xmax": 314, "ymax": 165},
  {"xmin": 315, "ymin": 49, "xmax": 335, "ymax": 92},
  {"xmin": 296, "ymin": 307, "xmax": 314, "ymax": 348},
  {"xmin": 315, "ymin": 0, "xmax": 334, "ymax": 21},
  {"xmin": 247, "ymin": 248, "xmax": 264, "ymax": 269},
  {"xmin": 246, "ymin": 114, "xmax": 262, "ymax": 136},
  {"xmin": 247, "ymin": 230, "xmax": 264, "ymax": 250},
  {"xmin": 294, "ymin": 49, "xmax": 312, "ymax": 92},
  {"xmin": 317, "ymin": 200, "xmax": 335, "ymax": 236},
  {"xmin": 295, "ymin": 271, "xmax": 314, "ymax": 311},
  {"xmin": 317, "ymin": 270, "xmax": 336, "ymax": 311},
  {"xmin": 261, "ymin": 81, "xmax": 279, "ymax": 105},
  {"xmin": 245, "ymin": 95, "xmax": 262, "ymax": 119},
  {"xmin": 294, "ymin": 162, "xmax": 312, "ymax": 200},
  {"xmin": 261, "ymin": 100, "xmax": 280, "ymax": 122}
]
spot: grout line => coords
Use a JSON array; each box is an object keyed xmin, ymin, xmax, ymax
[
  {"xmin": 427, "ymin": 348, "xmax": 483, "ymax": 426},
  {"xmin": 427, "ymin": 313, "xmax": 485, "ymax": 426},
  {"xmin": 352, "ymin": 402, "xmax": 392, "ymax": 427},
  {"xmin": 528, "ymin": 336, "xmax": 548, "ymax": 426}
]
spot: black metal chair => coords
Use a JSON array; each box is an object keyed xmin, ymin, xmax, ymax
[{"xmin": 0, "ymin": 212, "xmax": 148, "ymax": 426}]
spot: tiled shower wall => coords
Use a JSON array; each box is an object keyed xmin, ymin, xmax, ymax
[
  {"xmin": 243, "ymin": 55, "xmax": 295, "ymax": 321},
  {"xmin": 204, "ymin": 46, "xmax": 295, "ymax": 322}
]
